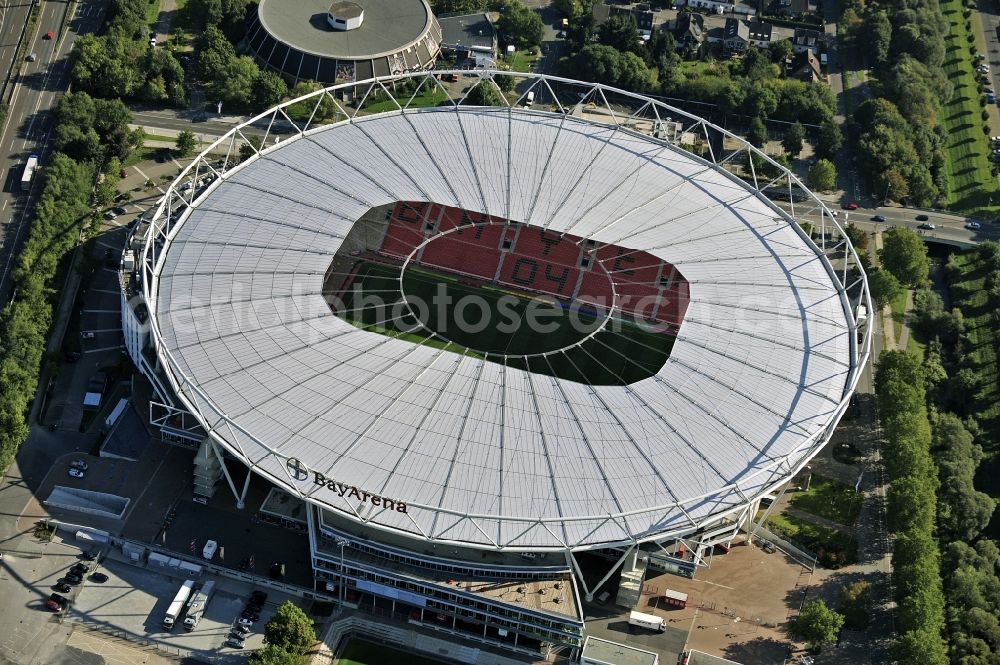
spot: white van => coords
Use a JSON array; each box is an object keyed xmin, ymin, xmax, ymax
[
  {"xmin": 525, "ymin": 91, "xmax": 535, "ymax": 107},
  {"xmin": 202, "ymin": 540, "xmax": 218, "ymax": 560}
]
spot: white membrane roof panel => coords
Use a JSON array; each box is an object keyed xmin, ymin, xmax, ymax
[{"xmin": 152, "ymin": 107, "xmax": 856, "ymax": 549}]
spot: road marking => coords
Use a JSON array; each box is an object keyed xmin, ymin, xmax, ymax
[{"xmin": 83, "ymin": 345, "xmax": 121, "ymax": 354}]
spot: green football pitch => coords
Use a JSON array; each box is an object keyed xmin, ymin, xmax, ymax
[
  {"xmin": 337, "ymin": 638, "xmax": 449, "ymax": 665},
  {"xmin": 335, "ymin": 262, "xmax": 674, "ymax": 385}
]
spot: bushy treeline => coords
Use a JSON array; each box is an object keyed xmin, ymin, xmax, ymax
[
  {"xmin": 841, "ymin": 0, "xmax": 950, "ymax": 206},
  {"xmin": 70, "ymin": 0, "xmax": 186, "ymax": 105},
  {"xmin": 875, "ymin": 351, "xmax": 949, "ymax": 664},
  {"xmin": 0, "ymin": 92, "xmax": 135, "ymax": 473}
]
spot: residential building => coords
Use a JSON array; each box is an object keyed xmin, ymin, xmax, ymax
[
  {"xmin": 747, "ymin": 20, "xmax": 772, "ymax": 48},
  {"xmin": 792, "ymin": 28, "xmax": 823, "ymax": 54},
  {"xmin": 765, "ymin": 0, "xmax": 817, "ymax": 18},
  {"xmin": 670, "ymin": 11, "xmax": 706, "ymax": 52}
]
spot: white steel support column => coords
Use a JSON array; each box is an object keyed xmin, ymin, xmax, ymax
[
  {"xmin": 569, "ymin": 545, "xmax": 636, "ymax": 602},
  {"xmin": 208, "ymin": 438, "xmax": 243, "ymax": 507},
  {"xmin": 237, "ymin": 467, "xmax": 253, "ymax": 509}
]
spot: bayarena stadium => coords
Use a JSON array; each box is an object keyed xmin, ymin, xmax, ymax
[{"xmin": 120, "ymin": 71, "xmax": 871, "ymax": 657}]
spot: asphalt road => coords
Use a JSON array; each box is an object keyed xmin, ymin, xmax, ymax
[
  {"xmin": 0, "ymin": 0, "xmax": 36, "ymax": 101},
  {"xmin": 0, "ymin": 0, "xmax": 105, "ymax": 303}
]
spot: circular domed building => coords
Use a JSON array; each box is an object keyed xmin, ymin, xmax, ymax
[{"xmin": 244, "ymin": 0, "xmax": 442, "ymax": 85}]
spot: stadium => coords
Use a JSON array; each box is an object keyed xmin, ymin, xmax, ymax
[{"xmin": 121, "ymin": 72, "xmax": 871, "ymax": 657}]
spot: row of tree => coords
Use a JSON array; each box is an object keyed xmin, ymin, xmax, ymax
[
  {"xmin": 71, "ymin": 0, "xmax": 187, "ymax": 105},
  {"xmin": 841, "ymin": 0, "xmax": 950, "ymax": 206},
  {"xmin": 874, "ymin": 350, "xmax": 949, "ymax": 664},
  {"xmin": 0, "ymin": 92, "xmax": 135, "ymax": 473}
]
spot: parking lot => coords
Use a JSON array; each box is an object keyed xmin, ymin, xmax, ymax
[{"xmin": 68, "ymin": 557, "xmax": 296, "ymax": 662}]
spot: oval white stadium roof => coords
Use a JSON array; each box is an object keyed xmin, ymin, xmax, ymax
[{"xmin": 148, "ymin": 76, "xmax": 865, "ymax": 551}]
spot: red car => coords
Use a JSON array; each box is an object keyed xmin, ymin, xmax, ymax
[
  {"xmin": 44, "ymin": 31, "xmax": 54, "ymax": 40},
  {"xmin": 841, "ymin": 202, "xmax": 859, "ymax": 210}
]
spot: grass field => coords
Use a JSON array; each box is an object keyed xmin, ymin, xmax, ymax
[
  {"xmin": 336, "ymin": 262, "xmax": 675, "ymax": 385},
  {"xmin": 949, "ymin": 249, "xmax": 1000, "ymax": 437},
  {"xmin": 146, "ymin": 0, "xmax": 161, "ymax": 29},
  {"xmin": 939, "ymin": 0, "xmax": 1000, "ymax": 215},
  {"xmin": 365, "ymin": 87, "xmax": 448, "ymax": 114},
  {"xmin": 338, "ymin": 639, "xmax": 448, "ymax": 665},
  {"xmin": 789, "ymin": 475, "xmax": 863, "ymax": 525}
]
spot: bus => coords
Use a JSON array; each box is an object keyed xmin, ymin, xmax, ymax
[{"xmin": 21, "ymin": 154, "xmax": 38, "ymax": 192}]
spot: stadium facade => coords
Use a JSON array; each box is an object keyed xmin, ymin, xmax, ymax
[
  {"xmin": 244, "ymin": 0, "xmax": 442, "ymax": 86},
  {"xmin": 121, "ymin": 72, "xmax": 871, "ymax": 657}
]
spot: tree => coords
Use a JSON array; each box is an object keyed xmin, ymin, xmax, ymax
[
  {"xmin": 247, "ymin": 644, "xmax": 302, "ymax": 665},
  {"xmin": 844, "ymin": 222, "xmax": 868, "ymax": 251},
  {"xmin": 598, "ymin": 14, "xmax": 642, "ymax": 55},
  {"xmin": 869, "ymin": 268, "xmax": 903, "ymax": 308},
  {"xmin": 867, "ymin": 11, "xmax": 892, "ymax": 65},
  {"xmin": 254, "ymin": 71, "xmax": 288, "ymax": 111},
  {"xmin": 838, "ymin": 582, "xmax": 871, "ymax": 630},
  {"xmin": 816, "ymin": 118, "xmax": 842, "ymax": 159},
  {"xmin": 880, "ymin": 227, "xmax": 929, "ymax": 286},
  {"xmin": 790, "ymin": 600, "xmax": 844, "ymax": 651},
  {"xmin": 263, "ymin": 601, "xmax": 315, "ymax": 655},
  {"xmin": 286, "ymin": 81, "xmax": 337, "ymax": 122},
  {"xmin": 433, "ymin": 0, "xmax": 488, "ymax": 13},
  {"xmin": 175, "ymin": 130, "xmax": 197, "ymax": 157},
  {"xmin": 807, "ymin": 158, "xmax": 836, "ymax": 191},
  {"xmin": 464, "ymin": 80, "xmax": 506, "ymax": 106},
  {"xmin": 769, "ymin": 38, "xmax": 793, "ymax": 64},
  {"xmin": 497, "ymin": 0, "xmax": 544, "ymax": 49},
  {"xmin": 747, "ymin": 117, "xmax": 768, "ymax": 148},
  {"xmin": 783, "ymin": 121, "xmax": 805, "ymax": 157}
]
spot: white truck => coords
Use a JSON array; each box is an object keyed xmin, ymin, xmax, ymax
[
  {"xmin": 628, "ymin": 610, "xmax": 666, "ymax": 632},
  {"xmin": 182, "ymin": 580, "xmax": 215, "ymax": 631},
  {"xmin": 20, "ymin": 154, "xmax": 38, "ymax": 192},
  {"xmin": 163, "ymin": 579, "xmax": 195, "ymax": 630}
]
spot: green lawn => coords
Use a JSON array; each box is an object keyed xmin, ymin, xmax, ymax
[
  {"xmin": 766, "ymin": 513, "xmax": 858, "ymax": 568},
  {"xmin": 338, "ymin": 639, "xmax": 448, "ymax": 665},
  {"xmin": 337, "ymin": 261, "xmax": 676, "ymax": 385},
  {"xmin": 146, "ymin": 0, "xmax": 161, "ymax": 29},
  {"xmin": 789, "ymin": 475, "xmax": 863, "ymax": 526},
  {"xmin": 889, "ymin": 286, "xmax": 907, "ymax": 344},
  {"xmin": 939, "ymin": 0, "xmax": 1000, "ymax": 216},
  {"xmin": 505, "ymin": 49, "xmax": 538, "ymax": 73},
  {"xmin": 365, "ymin": 87, "xmax": 448, "ymax": 114}
]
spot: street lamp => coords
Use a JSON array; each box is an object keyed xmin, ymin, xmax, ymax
[{"xmin": 335, "ymin": 539, "xmax": 349, "ymax": 613}]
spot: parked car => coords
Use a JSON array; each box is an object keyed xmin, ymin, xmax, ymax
[
  {"xmin": 67, "ymin": 468, "xmax": 84, "ymax": 479},
  {"xmin": 841, "ymin": 201, "xmax": 858, "ymax": 210},
  {"xmin": 70, "ymin": 563, "xmax": 88, "ymax": 575},
  {"xmin": 53, "ymin": 582, "xmax": 71, "ymax": 593},
  {"xmin": 112, "ymin": 206, "xmax": 128, "ymax": 216},
  {"xmin": 80, "ymin": 331, "xmax": 95, "ymax": 340},
  {"xmin": 225, "ymin": 636, "xmax": 245, "ymax": 649},
  {"xmin": 89, "ymin": 572, "xmax": 108, "ymax": 583},
  {"xmin": 871, "ymin": 214, "xmax": 886, "ymax": 222},
  {"xmin": 241, "ymin": 609, "xmax": 260, "ymax": 621},
  {"xmin": 103, "ymin": 210, "xmax": 117, "ymax": 220},
  {"xmin": 80, "ymin": 551, "xmax": 96, "ymax": 561},
  {"xmin": 915, "ymin": 214, "xmax": 929, "ymax": 221},
  {"xmin": 966, "ymin": 221, "xmax": 982, "ymax": 230},
  {"xmin": 761, "ymin": 540, "xmax": 777, "ymax": 554},
  {"xmin": 44, "ymin": 31, "xmax": 54, "ymax": 40},
  {"xmin": 46, "ymin": 594, "xmax": 66, "ymax": 611},
  {"xmin": 918, "ymin": 222, "xmax": 936, "ymax": 230},
  {"xmin": 63, "ymin": 573, "xmax": 82, "ymax": 585},
  {"xmin": 70, "ymin": 460, "xmax": 88, "ymax": 471},
  {"xmin": 26, "ymin": 52, "xmax": 36, "ymax": 62},
  {"xmin": 237, "ymin": 617, "xmax": 254, "ymax": 628},
  {"xmin": 232, "ymin": 624, "xmax": 250, "ymax": 635},
  {"xmin": 250, "ymin": 590, "xmax": 267, "ymax": 604}
]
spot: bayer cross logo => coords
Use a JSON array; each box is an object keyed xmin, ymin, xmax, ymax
[{"xmin": 286, "ymin": 457, "xmax": 309, "ymax": 481}]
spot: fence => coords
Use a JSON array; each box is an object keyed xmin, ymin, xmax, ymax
[{"xmin": 751, "ymin": 525, "xmax": 818, "ymax": 571}]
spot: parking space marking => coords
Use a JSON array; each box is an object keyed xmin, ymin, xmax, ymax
[{"xmin": 83, "ymin": 345, "xmax": 122, "ymax": 354}]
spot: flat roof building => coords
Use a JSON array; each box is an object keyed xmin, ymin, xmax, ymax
[{"xmin": 244, "ymin": 0, "xmax": 442, "ymax": 85}]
